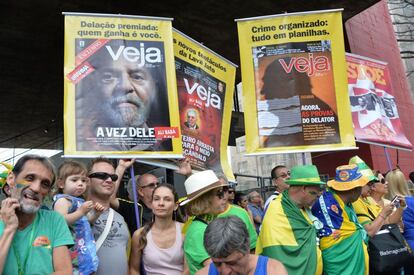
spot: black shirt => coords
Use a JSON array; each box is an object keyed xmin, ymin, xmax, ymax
[{"xmin": 117, "ymin": 198, "xmax": 143, "ymax": 235}]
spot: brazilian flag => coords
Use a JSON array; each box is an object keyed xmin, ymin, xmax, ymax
[{"xmin": 256, "ymin": 191, "xmax": 322, "ymax": 275}]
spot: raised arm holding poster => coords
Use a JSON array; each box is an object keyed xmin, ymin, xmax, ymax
[
  {"xmin": 64, "ymin": 13, "xmax": 182, "ymax": 158},
  {"xmin": 346, "ymin": 53, "xmax": 412, "ymax": 150},
  {"xmin": 237, "ymin": 9, "xmax": 356, "ymax": 155}
]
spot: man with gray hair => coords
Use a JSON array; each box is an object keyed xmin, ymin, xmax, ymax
[
  {"xmin": 0, "ymin": 154, "xmax": 73, "ymax": 274},
  {"xmin": 196, "ymin": 216, "xmax": 287, "ymax": 275},
  {"xmin": 247, "ymin": 190, "xmax": 264, "ymax": 234},
  {"xmin": 184, "ymin": 109, "xmax": 199, "ymax": 130}
]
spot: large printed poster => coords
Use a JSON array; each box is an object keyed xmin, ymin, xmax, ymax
[
  {"xmin": 174, "ymin": 30, "xmax": 236, "ymax": 179},
  {"xmin": 64, "ymin": 13, "xmax": 182, "ymax": 158},
  {"xmin": 346, "ymin": 53, "xmax": 412, "ymax": 150},
  {"xmin": 237, "ymin": 10, "xmax": 355, "ymax": 154}
]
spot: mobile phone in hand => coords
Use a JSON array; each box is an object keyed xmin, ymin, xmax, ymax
[{"xmin": 391, "ymin": 196, "xmax": 401, "ymax": 208}]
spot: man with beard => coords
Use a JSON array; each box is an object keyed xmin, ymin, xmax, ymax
[
  {"xmin": 76, "ymin": 39, "xmax": 172, "ymax": 152},
  {"xmin": 0, "ymin": 154, "xmax": 73, "ymax": 274}
]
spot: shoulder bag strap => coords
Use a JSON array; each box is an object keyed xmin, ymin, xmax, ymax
[{"xmin": 96, "ymin": 208, "xmax": 114, "ymax": 251}]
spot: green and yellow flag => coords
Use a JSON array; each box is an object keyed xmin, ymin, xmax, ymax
[{"xmin": 257, "ymin": 191, "xmax": 322, "ymax": 275}]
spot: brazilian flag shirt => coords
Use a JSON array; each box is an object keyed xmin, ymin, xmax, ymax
[
  {"xmin": 311, "ymin": 190, "xmax": 369, "ymax": 275},
  {"xmin": 256, "ymin": 190, "xmax": 322, "ymax": 275}
]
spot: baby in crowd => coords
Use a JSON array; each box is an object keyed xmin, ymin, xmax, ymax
[{"xmin": 53, "ymin": 161, "xmax": 105, "ymax": 275}]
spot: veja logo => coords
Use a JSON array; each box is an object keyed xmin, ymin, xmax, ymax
[
  {"xmin": 184, "ymin": 78, "xmax": 221, "ymax": 109},
  {"xmin": 105, "ymin": 43, "xmax": 162, "ymax": 66},
  {"xmin": 278, "ymin": 53, "xmax": 330, "ymax": 76}
]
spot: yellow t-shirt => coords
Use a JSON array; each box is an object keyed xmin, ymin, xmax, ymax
[{"xmin": 352, "ymin": 196, "xmax": 382, "ymax": 226}]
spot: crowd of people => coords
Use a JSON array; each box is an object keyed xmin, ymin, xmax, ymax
[{"xmin": 1, "ymin": 153, "xmax": 414, "ymax": 274}]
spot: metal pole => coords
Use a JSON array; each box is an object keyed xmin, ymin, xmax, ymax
[{"xmin": 130, "ymin": 166, "xmax": 141, "ymax": 230}]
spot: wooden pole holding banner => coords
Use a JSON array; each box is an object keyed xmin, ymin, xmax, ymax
[
  {"xmin": 130, "ymin": 166, "xmax": 141, "ymax": 230},
  {"xmin": 383, "ymin": 147, "xmax": 393, "ymax": 171}
]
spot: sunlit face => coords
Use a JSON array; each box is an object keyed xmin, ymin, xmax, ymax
[
  {"xmin": 88, "ymin": 162, "xmax": 116, "ymax": 197},
  {"xmin": 138, "ymin": 174, "xmax": 159, "ymax": 208},
  {"xmin": 95, "ymin": 58, "xmax": 156, "ymax": 127},
  {"xmin": 211, "ymin": 251, "xmax": 249, "ymax": 275},
  {"xmin": 151, "ymin": 186, "xmax": 177, "ymax": 218},
  {"xmin": 237, "ymin": 196, "xmax": 248, "ymax": 208},
  {"xmin": 272, "ymin": 167, "xmax": 290, "ymax": 192},
  {"xmin": 303, "ymin": 185, "xmax": 324, "ymax": 208},
  {"xmin": 62, "ymin": 174, "xmax": 88, "ymax": 197},
  {"xmin": 7, "ymin": 160, "xmax": 53, "ymax": 214},
  {"xmin": 371, "ymin": 174, "xmax": 388, "ymax": 195},
  {"xmin": 249, "ymin": 191, "xmax": 261, "ymax": 205},
  {"xmin": 210, "ymin": 187, "xmax": 226, "ymax": 215}
]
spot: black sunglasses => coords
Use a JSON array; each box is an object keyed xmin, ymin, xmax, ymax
[
  {"xmin": 88, "ymin": 172, "xmax": 118, "ymax": 181},
  {"xmin": 369, "ymin": 178, "xmax": 386, "ymax": 185},
  {"xmin": 376, "ymin": 178, "xmax": 386, "ymax": 184}
]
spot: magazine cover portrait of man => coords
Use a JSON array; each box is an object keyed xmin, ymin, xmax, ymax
[{"xmin": 75, "ymin": 39, "xmax": 172, "ymax": 152}]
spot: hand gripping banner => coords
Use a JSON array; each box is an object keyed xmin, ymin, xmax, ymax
[
  {"xmin": 236, "ymin": 9, "xmax": 356, "ymax": 155},
  {"xmin": 63, "ymin": 13, "xmax": 182, "ymax": 158}
]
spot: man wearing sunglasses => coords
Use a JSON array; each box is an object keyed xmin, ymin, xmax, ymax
[
  {"xmin": 264, "ymin": 165, "xmax": 290, "ymax": 211},
  {"xmin": 87, "ymin": 157, "xmax": 129, "ymax": 275}
]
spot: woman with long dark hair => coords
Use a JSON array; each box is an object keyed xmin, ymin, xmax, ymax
[{"xmin": 129, "ymin": 183, "xmax": 189, "ymax": 275}]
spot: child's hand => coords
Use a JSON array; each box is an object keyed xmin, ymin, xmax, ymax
[
  {"xmin": 87, "ymin": 202, "xmax": 106, "ymax": 223},
  {"xmin": 94, "ymin": 202, "xmax": 105, "ymax": 213},
  {"xmin": 80, "ymin": 200, "xmax": 94, "ymax": 215}
]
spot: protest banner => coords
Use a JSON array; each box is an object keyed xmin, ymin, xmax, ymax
[
  {"xmin": 139, "ymin": 29, "xmax": 237, "ymax": 180},
  {"xmin": 63, "ymin": 13, "xmax": 182, "ymax": 158},
  {"xmin": 346, "ymin": 53, "xmax": 412, "ymax": 150},
  {"xmin": 237, "ymin": 9, "xmax": 356, "ymax": 155}
]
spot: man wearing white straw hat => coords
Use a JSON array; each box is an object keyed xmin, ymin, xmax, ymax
[{"xmin": 180, "ymin": 170, "xmax": 227, "ymax": 275}]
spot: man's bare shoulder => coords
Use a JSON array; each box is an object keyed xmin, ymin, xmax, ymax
[{"xmin": 267, "ymin": 257, "xmax": 288, "ymax": 275}]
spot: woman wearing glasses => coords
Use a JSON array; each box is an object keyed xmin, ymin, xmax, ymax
[
  {"xmin": 370, "ymin": 171, "xmax": 391, "ymax": 207},
  {"xmin": 180, "ymin": 170, "xmax": 228, "ymax": 275},
  {"xmin": 351, "ymin": 157, "xmax": 405, "ymax": 237},
  {"xmin": 129, "ymin": 183, "xmax": 189, "ymax": 275}
]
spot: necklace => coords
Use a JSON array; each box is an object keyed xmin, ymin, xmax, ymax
[{"xmin": 12, "ymin": 214, "xmax": 39, "ymax": 275}]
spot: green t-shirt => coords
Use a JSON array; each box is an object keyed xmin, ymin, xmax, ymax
[
  {"xmin": 218, "ymin": 204, "xmax": 257, "ymax": 250},
  {"xmin": 0, "ymin": 209, "xmax": 74, "ymax": 275},
  {"xmin": 184, "ymin": 219, "xmax": 209, "ymax": 275}
]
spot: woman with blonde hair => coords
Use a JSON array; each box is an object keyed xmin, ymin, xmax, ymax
[
  {"xmin": 180, "ymin": 170, "xmax": 228, "ymax": 275},
  {"xmin": 385, "ymin": 169, "xmax": 410, "ymax": 200}
]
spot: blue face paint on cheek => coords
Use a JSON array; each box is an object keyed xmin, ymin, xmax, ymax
[{"xmin": 16, "ymin": 182, "xmax": 30, "ymax": 188}]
